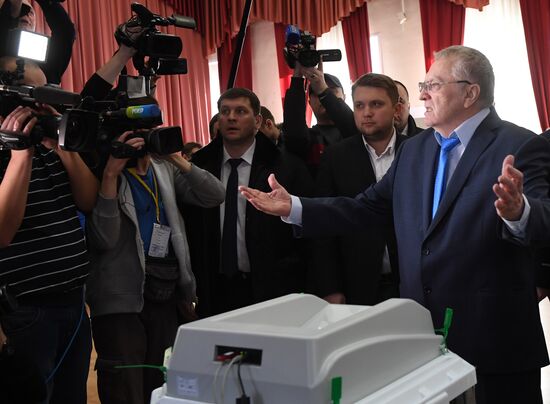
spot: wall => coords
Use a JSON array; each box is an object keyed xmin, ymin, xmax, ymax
[{"xmin": 368, "ymin": 0, "xmax": 426, "ymax": 125}]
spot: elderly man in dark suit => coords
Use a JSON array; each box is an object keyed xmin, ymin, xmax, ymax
[{"xmin": 240, "ymin": 46, "xmax": 550, "ymax": 404}]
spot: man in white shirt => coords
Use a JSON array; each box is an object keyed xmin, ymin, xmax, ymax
[{"xmin": 312, "ymin": 73, "xmax": 407, "ymax": 306}]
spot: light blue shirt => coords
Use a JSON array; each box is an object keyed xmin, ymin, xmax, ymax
[{"xmin": 286, "ymin": 108, "xmax": 529, "ymax": 237}]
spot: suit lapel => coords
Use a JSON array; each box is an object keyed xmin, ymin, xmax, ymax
[
  {"xmin": 421, "ymin": 132, "xmax": 439, "ymax": 234},
  {"xmin": 353, "ymin": 135, "xmax": 376, "ymax": 186},
  {"xmin": 426, "ymin": 113, "xmax": 498, "ymax": 237}
]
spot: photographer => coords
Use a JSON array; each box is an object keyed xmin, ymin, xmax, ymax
[
  {"xmin": 283, "ymin": 61, "xmax": 358, "ymax": 177},
  {"xmin": 0, "ymin": 0, "xmax": 76, "ymax": 84},
  {"xmin": 85, "ymin": 126, "xmax": 224, "ymax": 404},
  {"xmin": 0, "ymin": 56, "xmax": 99, "ymax": 403}
]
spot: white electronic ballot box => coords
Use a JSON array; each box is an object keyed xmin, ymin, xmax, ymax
[{"xmin": 151, "ymin": 294, "xmax": 476, "ymax": 404}]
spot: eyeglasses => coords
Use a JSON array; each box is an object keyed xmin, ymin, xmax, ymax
[{"xmin": 418, "ymin": 80, "xmax": 472, "ymax": 93}]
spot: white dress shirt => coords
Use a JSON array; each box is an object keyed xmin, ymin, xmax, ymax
[{"xmin": 220, "ymin": 140, "xmax": 255, "ymax": 273}]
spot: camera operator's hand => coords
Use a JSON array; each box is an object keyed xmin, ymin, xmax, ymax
[
  {"xmin": 1, "ymin": 106, "xmax": 38, "ymax": 157},
  {"xmin": 303, "ymin": 61, "xmax": 328, "ymax": 96},
  {"xmin": 34, "ymin": 103, "xmax": 61, "ymax": 150},
  {"xmin": 115, "ymin": 14, "xmax": 148, "ymax": 49},
  {"xmin": 292, "ymin": 61, "xmax": 306, "ymax": 78},
  {"xmin": 155, "ymin": 152, "xmax": 192, "ymax": 174},
  {"xmin": 101, "ymin": 131, "xmax": 145, "ymax": 199}
]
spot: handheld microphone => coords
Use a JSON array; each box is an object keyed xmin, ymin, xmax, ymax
[
  {"xmin": 105, "ymin": 104, "xmax": 162, "ymax": 119},
  {"xmin": 285, "ymin": 25, "xmax": 301, "ymax": 45}
]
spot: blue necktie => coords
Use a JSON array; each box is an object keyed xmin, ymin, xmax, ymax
[
  {"xmin": 432, "ymin": 135, "xmax": 461, "ymax": 218},
  {"xmin": 221, "ymin": 158, "xmax": 243, "ymax": 277}
]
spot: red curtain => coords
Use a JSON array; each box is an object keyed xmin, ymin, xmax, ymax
[
  {"xmin": 217, "ymin": 27, "xmax": 253, "ymax": 92},
  {"xmin": 31, "ymin": 0, "xmax": 211, "ymax": 145},
  {"xmin": 342, "ymin": 2, "xmax": 372, "ymax": 82},
  {"xmin": 419, "ymin": 0, "xmax": 465, "ymax": 72},
  {"xmin": 166, "ymin": 0, "xmax": 368, "ymax": 55},
  {"xmin": 519, "ymin": 0, "xmax": 550, "ymax": 131},
  {"xmin": 449, "ymin": 0, "xmax": 489, "ymax": 10}
]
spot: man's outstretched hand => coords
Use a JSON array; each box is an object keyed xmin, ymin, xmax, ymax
[
  {"xmin": 493, "ymin": 155, "xmax": 524, "ymax": 221},
  {"xmin": 239, "ymin": 174, "xmax": 292, "ymax": 217}
]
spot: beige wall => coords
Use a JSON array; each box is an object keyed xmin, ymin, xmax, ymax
[{"xmin": 368, "ymin": 0, "xmax": 426, "ymax": 125}]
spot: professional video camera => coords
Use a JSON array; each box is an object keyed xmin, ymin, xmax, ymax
[
  {"xmin": 0, "ymin": 83, "xmax": 182, "ymax": 156},
  {"xmin": 0, "ymin": 78, "xmax": 99, "ymax": 151},
  {"xmin": 283, "ymin": 25, "xmax": 342, "ymax": 68},
  {"xmin": 115, "ymin": 2, "xmax": 196, "ymax": 95}
]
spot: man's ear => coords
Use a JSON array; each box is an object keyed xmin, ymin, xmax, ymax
[
  {"xmin": 394, "ymin": 101, "xmax": 403, "ymax": 117},
  {"xmin": 255, "ymin": 113, "xmax": 263, "ymax": 129},
  {"xmin": 464, "ymin": 84, "xmax": 481, "ymax": 108}
]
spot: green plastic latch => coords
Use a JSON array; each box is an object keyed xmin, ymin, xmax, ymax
[
  {"xmin": 434, "ymin": 307, "xmax": 454, "ymax": 353},
  {"xmin": 331, "ymin": 376, "xmax": 342, "ymax": 404}
]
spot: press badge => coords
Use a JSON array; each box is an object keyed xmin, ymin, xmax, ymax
[{"xmin": 148, "ymin": 223, "xmax": 171, "ymax": 257}]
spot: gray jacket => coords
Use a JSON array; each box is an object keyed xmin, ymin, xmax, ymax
[{"xmin": 86, "ymin": 159, "xmax": 225, "ymax": 317}]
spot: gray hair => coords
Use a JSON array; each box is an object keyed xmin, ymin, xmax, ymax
[{"xmin": 434, "ymin": 45, "xmax": 494, "ymax": 108}]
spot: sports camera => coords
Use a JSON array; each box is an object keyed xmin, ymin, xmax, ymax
[{"xmin": 283, "ymin": 25, "xmax": 342, "ymax": 68}]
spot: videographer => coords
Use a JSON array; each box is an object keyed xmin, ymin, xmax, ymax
[
  {"xmin": 0, "ymin": 56, "xmax": 99, "ymax": 403},
  {"xmin": 283, "ymin": 61, "xmax": 358, "ymax": 177},
  {"xmin": 85, "ymin": 125, "xmax": 225, "ymax": 403},
  {"xmin": 0, "ymin": 0, "xmax": 76, "ymax": 84}
]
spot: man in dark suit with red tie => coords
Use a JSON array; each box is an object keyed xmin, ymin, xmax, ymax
[{"xmin": 240, "ymin": 46, "xmax": 550, "ymax": 404}]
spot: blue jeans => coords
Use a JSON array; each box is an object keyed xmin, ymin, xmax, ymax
[{"xmin": 1, "ymin": 289, "xmax": 91, "ymax": 404}]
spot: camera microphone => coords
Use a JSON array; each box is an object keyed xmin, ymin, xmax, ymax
[
  {"xmin": 285, "ymin": 25, "xmax": 301, "ymax": 45},
  {"xmin": 168, "ymin": 14, "xmax": 197, "ymax": 29},
  {"xmin": 105, "ymin": 104, "xmax": 161, "ymax": 119},
  {"xmin": 32, "ymin": 86, "xmax": 82, "ymax": 106}
]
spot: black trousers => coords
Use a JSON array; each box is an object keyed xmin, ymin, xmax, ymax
[
  {"xmin": 91, "ymin": 298, "xmax": 179, "ymax": 404},
  {"xmin": 212, "ymin": 271, "xmax": 254, "ymax": 315},
  {"xmin": 475, "ymin": 369, "xmax": 542, "ymax": 404}
]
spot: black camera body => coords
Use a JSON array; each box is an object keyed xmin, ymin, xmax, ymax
[
  {"xmin": 283, "ymin": 24, "xmax": 342, "ymax": 68},
  {"xmin": 116, "ymin": 3, "xmax": 196, "ymax": 78},
  {"xmin": 0, "ymin": 84, "xmax": 99, "ymax": 151}
]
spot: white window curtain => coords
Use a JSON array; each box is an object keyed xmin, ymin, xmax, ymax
[{"xmin": 463, "ymin": 0, "xmax": 540, "ymax": 133}]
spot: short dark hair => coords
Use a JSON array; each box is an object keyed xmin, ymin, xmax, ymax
[
  {"xmin": 260, "ymin": 106, "xmax": 275, "ymax": 123},
  {"xmin": 182, "ymin": 141, "xmax": 202, "ymax": 156},
  {"xmin": 352, "ymin": 73, "xmax": 399, "ymax": 105},
  {"xmin": 217, "ymin": 87, "xmax": 261, "ymax": 115},
  {"xmin": 393, "ymin": 80, "xmax": 409, "ymax": 97},
  {"xmin": 209, "ymin": 113, "xmax": 220, "ymax": 139}
]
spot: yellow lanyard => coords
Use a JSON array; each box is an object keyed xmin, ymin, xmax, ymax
[{"xmin": 127, "ymin": 167, "xmax": 161, "ymax": 223}]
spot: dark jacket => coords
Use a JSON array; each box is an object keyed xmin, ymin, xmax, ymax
[
  {"xmin": 184, "ymin": 132, "xmax": 313, "ymax": 317},
  {"xmin": 311, "ymin": 133, "xmax": 407, "ymax": 304},
  {"xmin": 299, "ymin": 110, "xmax": 550, "ymax": 373},
  {"xmin": 282, "ymin": 77, "xmax": 357, "ymax": 176},
  {"xmin": 401, "ymin": 114, "xmax": 424, "ymax": 137}
]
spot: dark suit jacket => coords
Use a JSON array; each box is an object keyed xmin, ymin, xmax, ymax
[
  {"xmin": 402, "ymin": 114, "xmax": 424, "ymax": 137},
  {"xmin": 298, "ymin": 110, "xmax": 550, "ymax": 373},
  {"xmin": 184, "ymin": 133, "xmax": 313, "ymax": 317},
  {"xmin": 311, "ymin": 133, "xmax": 407, "ymax": 304}
]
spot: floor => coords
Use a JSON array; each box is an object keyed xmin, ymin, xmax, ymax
[{"xmin": 85, "ymin": 301, "xmax": 550, "ymax": 404}]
